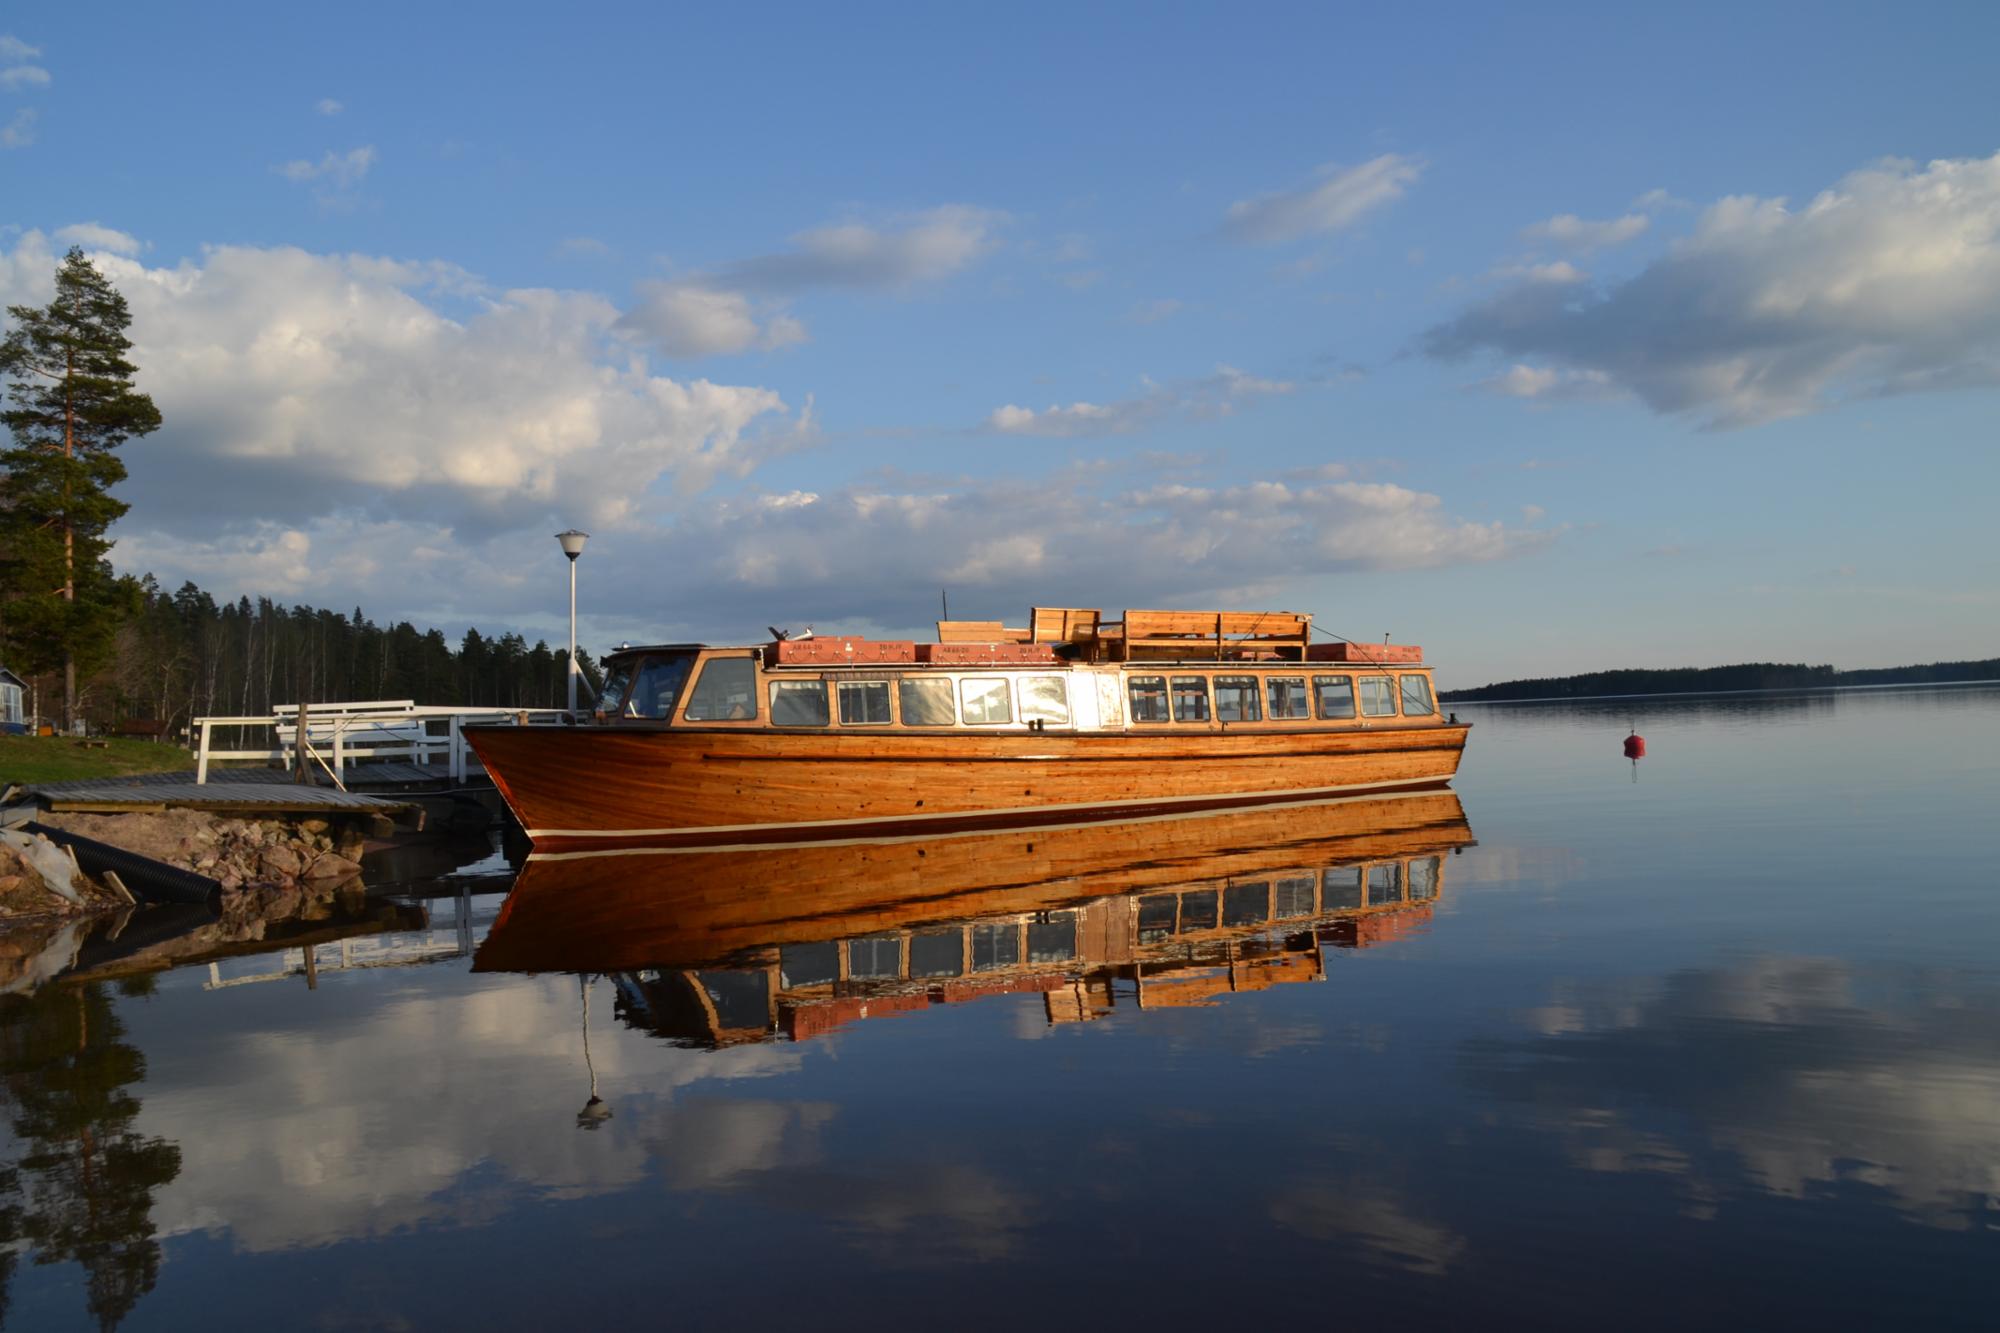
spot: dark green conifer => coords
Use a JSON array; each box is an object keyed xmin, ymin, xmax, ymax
[{"xmin": 0, "ymin": 247, "xmax": 163, "ymax": 729}]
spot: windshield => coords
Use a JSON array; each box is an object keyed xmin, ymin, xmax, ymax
[
  {"xmin": 622, "ymin": 654, "xmax": 697, "ymax": 719},
  {"xmin": 593, "ymin": 662, "xmax": 633, "ymax": 715}
]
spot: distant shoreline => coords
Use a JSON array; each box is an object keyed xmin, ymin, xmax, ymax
[
  {"xmin": 1438, "ymin": 658, "xmax": 1998, "ymax": 704},
  {"xmin": 1444, "ymin": 679, "xmax": 2000, "ymax": 706}
]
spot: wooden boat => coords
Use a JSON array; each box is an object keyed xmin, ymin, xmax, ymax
[
  {"xmin": 473, "ymin": 790, "xmax": 1475, "ymax": 1044},
  {"xmin": 466, "ymin": 605, "xmax": 1469, "ymax": 852}
]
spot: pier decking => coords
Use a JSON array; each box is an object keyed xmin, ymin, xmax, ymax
[{"xmin": 22, "ymin": 768, "xmax": 422, "ymax": 816}]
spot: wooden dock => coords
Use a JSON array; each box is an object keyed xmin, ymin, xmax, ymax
[{"xmin": 24, "ymin": 769, "xmax": 422, "ymax": 816}]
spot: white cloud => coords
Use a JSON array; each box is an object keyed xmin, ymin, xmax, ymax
[
  {"xmin": 276, "ymin": 144, "xmax": 375, "ymax": 187},
  {"xmin": 618, "ymin": 281, "xmax": 808, "ymax": 357},
  {"xmin": 1521, "ymin": 211, "xmax": 1650, "ymax": 252},
  {"xmin": 556, "ymin": 235, "xmax": 610, "ymax": 258},
  {"xmin": 986, "ymin": 365, "xmax": 1294, "ymax": 437},
  {"xmin": 0, "ymin": 232, "xmax": 799, "ymax": 618},
  {"xmin": 0, "ymin": 107, "xmax": 33, "ymax": 149},
  {"xmin": 585, "ymin": 465, "xmax": 1545, "ymax": 636},
  {"xmin": 1632, "ymin": 187, "xmax": 1689, "ymax": 212},
  {"xmin": 1487, "ymin": 259, "xmax": 1589, "ymax": 284},
  {"xmin": 1481, "ymin": 958, "xmax": 2000, "ymax": 1230},
  {"xmin": 0, "ymin": 63, "xmax": 48, "ymax": 91},
  {"xmin": 53, "ymin": 221, "xmax": 143, "ymax": 255},
  {"xmin": 315, "ymin": 97, "xmax": 343, "ymax": 115},
  {"xmin": 1426, "ymin": 151, "xmax": 2000, "ymax": 427},
  {"xmin": 612, "ymin": 204, "xmax": 999, "ymax": 361},
  {"xmin": 718, "ymin": 204, "xmax": 1006, "ymax": 292},
  {"xmin": 1223, "ymin": 153, "xmax": 1423, "ymax": 244},
  {"xmin": 139, "ymin": 968, "xmax": 811, "ymax": 1252},
  {"xmin": 1474, "ymin": 363, "xmax": 1617, "ymax": 401},
  {"xmin": 0, "ymin": 35, "xmax": 39, "ymax": 62},
  {"xmin": 988, "ymin": 401, "xmax": 1117, "ymax": 434},
  {"xmin": 1127, "ymin": 298, "xmax": 1183, "ymax": 325}
]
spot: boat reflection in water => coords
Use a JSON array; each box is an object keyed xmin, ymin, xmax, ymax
[{"xmin": 476, "ymin": 789, "xmax": 1474, "ymax": 1047}]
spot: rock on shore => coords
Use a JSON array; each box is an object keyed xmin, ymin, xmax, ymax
[{"xmin": 34, "ymin": 810, "xmax": 366, "ymax": 896}]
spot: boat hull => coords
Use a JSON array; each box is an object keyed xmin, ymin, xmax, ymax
[{"xmin": 464, "ymin": 721, "xmax": 1470, "ymax": 851}]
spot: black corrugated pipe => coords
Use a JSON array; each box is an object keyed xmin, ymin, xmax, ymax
[{"xmin": 25, "ymin": 823, "xmax": 223, "ymax": 910}]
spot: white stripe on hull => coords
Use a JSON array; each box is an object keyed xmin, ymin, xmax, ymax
[
  {"xmin": 525, "ymin": 773, "xmax": 1447, "ymax": 842},
  {"xmin": 526, "ymin": 783, "xmax": 1458, "ymax": 862}
]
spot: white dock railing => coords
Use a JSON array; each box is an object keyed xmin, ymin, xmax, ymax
[{"xmin": 193, "ymin": 700, "xmax": 570, "ymax": 786}]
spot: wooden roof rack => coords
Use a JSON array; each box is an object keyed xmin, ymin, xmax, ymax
[
  {"xmin": 935, "ymin": 606, "xmax": 1315, "ymax": 662},
  {"xmin": 1096, "ymin": 610, "xmax": 1312, "ymax": 662}
]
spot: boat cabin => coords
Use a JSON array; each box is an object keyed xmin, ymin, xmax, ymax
[{"xmin": 588, "ymin": 607, "xmax": 1444, "ymax": 734}]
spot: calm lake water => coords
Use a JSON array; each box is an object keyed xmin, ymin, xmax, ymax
[{"xmin": 5, "ymin": 685, "xmax": 1999, "ymax": 1330}]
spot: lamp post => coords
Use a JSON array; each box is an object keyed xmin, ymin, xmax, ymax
[{"xmin": 555, "ymin": 530, "xmax": 589, "ymax": 713}]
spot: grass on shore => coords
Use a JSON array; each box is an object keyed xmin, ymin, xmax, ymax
[{"xmin": 0, "ymin": 735, "xmax": 195, "ymax": 786}]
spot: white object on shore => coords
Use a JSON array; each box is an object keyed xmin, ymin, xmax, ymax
[{"xmin": 0, "ymin": 830, "xmax": 86, "ymax": 907}]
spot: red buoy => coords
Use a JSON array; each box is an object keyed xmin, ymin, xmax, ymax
[{"xmin": 1623, "ymin": 731, "xmax": 1646, "ymax": 759}]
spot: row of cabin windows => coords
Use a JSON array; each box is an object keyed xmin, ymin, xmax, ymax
[
  {"xmin": 771, "ymin": 858, "xmax": 1443, "ymax": 988},
  {"xmin": 1135, "ymin": 857, "xmax": 1441, "ymax": 942},
  {"xmin": 1125, "ymin": 672, "xmax": 1435, "ymax": 723},
  {"xmin": 655, "ymin": 654, "xmax": 1437, "ymax": 727},
  {"xmin": 777, "ymin": 913, "xmax": 1081, "ymax": 988}
]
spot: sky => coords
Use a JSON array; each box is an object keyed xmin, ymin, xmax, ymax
[{"xmin": 2, "ymin": 1, "xmax": 1997, "ymax": 687}]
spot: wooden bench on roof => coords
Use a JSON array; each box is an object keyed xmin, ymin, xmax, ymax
[
  {"xmin": 1029, "ymin": 606, "xmax": 1101, "ymax": 645},
  {"xmin": 936, "ymin": 619, "xmax": 1024, "ymax": 643},
  {"xmin": 1097, "ymin": 610, "xmax": 1313, "ymax": 662},
  {"xmin": 937, "ymin": 607, "xmax": 1101, "ymax": 647}
]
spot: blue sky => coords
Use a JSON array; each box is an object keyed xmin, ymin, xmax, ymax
[{"xmin": 3, "ymin": 2, "xmax": 1996, "ymax": 685}]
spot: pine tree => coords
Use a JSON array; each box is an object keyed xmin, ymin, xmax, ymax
[{"xmin": 0, "ymin": 247, "xmax": 162, "ymax": 729}]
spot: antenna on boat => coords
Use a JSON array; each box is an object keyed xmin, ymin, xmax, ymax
[{"xmin": 941, "ymin": 588, "xmax": 949, "ymax": 620}]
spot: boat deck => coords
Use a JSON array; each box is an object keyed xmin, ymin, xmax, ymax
[{"xmin": 18, "ymin": 767, "xmax": 429, "ymax": 815}]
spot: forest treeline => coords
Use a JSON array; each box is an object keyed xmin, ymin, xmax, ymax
[
  {"xmin": 7, "ymin": 575, "xmax": 602, "ymax": 733},
  {"xmin": 1440, "ymin": 658, "xmax": 2000, "ymax": 702}
]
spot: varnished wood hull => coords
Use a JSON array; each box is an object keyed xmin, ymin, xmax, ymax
[
  {"xmin": 464, "ymin": 721, "xmax": 1470, "ymax": 851},
  {"xmin": 474, "ymin": 788, "xmax": 1474, "ymax": 974}
]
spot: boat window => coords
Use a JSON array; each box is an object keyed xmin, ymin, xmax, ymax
[
  {"xmin": 698, "ymin": 971, "xmax": 770, "ymax": 1031},
  {"xmin": 960, "ymin": 677, "xmax": 1013, "ymax": 725},
  {"xmin": 1359, "ymin": 675, "xmax": 1397, "ymax": 717},
  {"xmin": 838, "ymin": 680, "xmax": 892, "ymax": 725},
  {"xmin": 1323, "ymin": 866, "xmax": 1362, "ymax": 910},
  {"xmin": 1178, "ymin": 889, "xmax": 1218, "ymax": 931},
  {"xmin": 1399, "ymin": 674, "xmax": 1436, "ymax": 716},
  {"xmin": 780, "ymin": 941, "xmax": 840, "ymax": 988},
  {"xmin": 1027, "ymin": 911, "xmax": 1078, "ymax": 963},
  {"xmin": 971, "ymin": 922, "xmax": 1021, "ymax": 972},
  {"xmin": 1274, "ymin": 874, "xmax": 1316, "ymax": 918},
  {"xmin": 1267, "ymin": 676, "xmax": 1311, "ymax": 720},
  {"xmin": 1223, "ymin": 882, "xmax": 1269, "ymax": 926},
  {"xmin": 1409, "ymin": 856, "xmax": 1440, "ymax": 902},
  {"xmin": 1137, "ymin": 895, "xmax": 1177, "ymax": 942},
  {"xmin": 1019, "ymin": 676, "xmax": 1070, "ymax": 726},
  {"xmin": 1214, "ymin": 676, "xmax": 1262, "ymax": 723},
  {"xmin": 1171, "ymin": 676, "xmax": 1211, "ymax": 723},
  {"xmin": 910, "ymin": 930, "xmax": 965, "ymax": 978},
  {"xmin": 593, "ymin": 661, "xmax": 633, "ymax": 716},
  {"xmin": 683, "ymin": 656, "xmax": 758, "ymax": 721},
  {"xmin": 1127, "ymin": 675, "xmax": 1171, "ymax": 723},
  {"xmin": 899, "ymin": 676, "xmax": 956, "ymax": 726},
  {"xmin": 1367, "ymin": 862, "xmax": 1403, "ymax": 905},
  {"xmin": 626, "ymin": 654, "xmax": 695, "ymax": 719},
  {"xmin": 847, "ymin": 935, "xmax": 902, "ymax": 980},
  {"xmin": 1314, "ymin": 674, "xmax": 1355, "ymax": 720},
  {"xmin": 768, "ymin": 679, "xmax": 830, "ymax": 726}
]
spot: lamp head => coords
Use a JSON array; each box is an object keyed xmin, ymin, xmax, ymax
[{"xmin": 555, "ymin": 529, "xmax": 590, "ymax": 561}]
